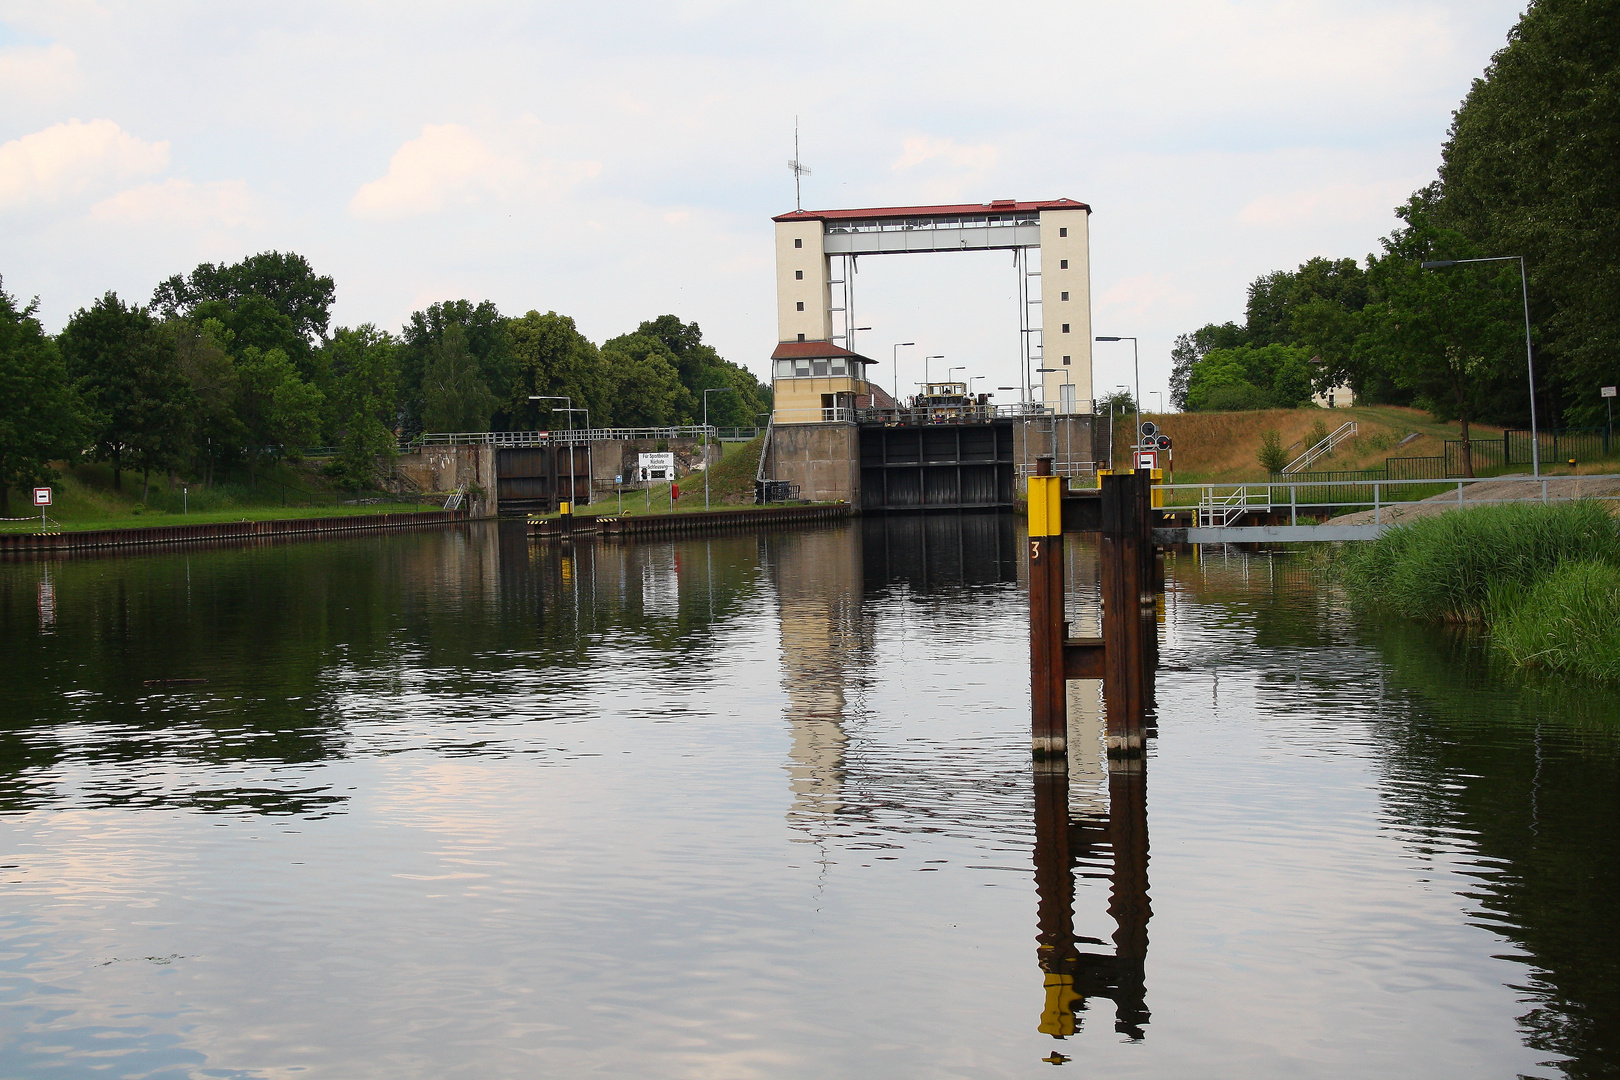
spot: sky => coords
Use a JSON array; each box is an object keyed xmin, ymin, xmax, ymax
[{"xmin": 0, "ymin": 0, "xmax": 1529, "ymax": 410}]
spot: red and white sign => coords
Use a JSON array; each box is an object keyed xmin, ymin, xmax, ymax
[
  {"xmin": 1135, "ymin": 450, "xmax": 1158, "ymax": 471},
  {"xmin": 33, "ymin": 487, "xmax": 51, "ymax": 506}
]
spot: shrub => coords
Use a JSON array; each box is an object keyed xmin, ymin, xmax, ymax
[
  {"xmin": 1257, "ymin": 430, "xmax": 1289, "ymax": 473},
  {"xmin": 1339, "ymin": 500, "xmax": 1620, "ymax": 622},
  {"xmin": 1306, "ymin": 418, "xmax": 1331, "ymax": 449}
]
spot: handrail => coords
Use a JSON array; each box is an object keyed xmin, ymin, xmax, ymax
[
  {"xmin": 1155, "ymin": 473, "xmax": 1620, "ymax": 526},
  {"xmin": 408, "ymin": 425, "xmax": 714, "ymax": 448},
  {"xmin": 1282, "ymin": 421, "xmax": 1357, "ymax": 473}
]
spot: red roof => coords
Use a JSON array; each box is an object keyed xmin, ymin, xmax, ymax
[
  {"xmin": 773, "ymin": 198, "xmax": 1089, "ymax": 223},
  {"xmin": 770, "ymin": 340, "xmax": 878, "ymax": 364}
]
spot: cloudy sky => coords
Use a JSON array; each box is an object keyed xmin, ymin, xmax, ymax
[{"xmin": 1, "ymin": 1, "xmax": 1526, "ymax": 408}]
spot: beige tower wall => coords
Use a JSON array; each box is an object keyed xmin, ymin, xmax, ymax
[
  {"xmin": 1038, "ymin": 208, "xmax": 1093, "ymax": 412},
  {"xmin": 775, "ymin": 220, "xmax": 834, "ymax": 343}
]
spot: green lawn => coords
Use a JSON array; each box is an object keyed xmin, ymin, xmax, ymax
[{"xmin": 3, "ymin": 462, "xmax": 443, "ymax": 533}]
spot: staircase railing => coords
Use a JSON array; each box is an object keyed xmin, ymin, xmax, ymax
[{"xmin": 1283, "ymin": 422, "xmax": 1357, "ymax": 474}]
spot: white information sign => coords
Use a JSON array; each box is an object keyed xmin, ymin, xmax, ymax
[
  {"xmin": 1603, "ymin": 386, "xmax": 1617, "ymax": 398},
  {"xmin": 1135, "ymin": 450, "xmax": 1158, "ymax": 471},
  {"xmin": 636, "ymin": 452, "xmax": 675, "ymax": 482},
  {"xmin": 33, "ymin": 487, "xmax": 51, "ymax": 506}
]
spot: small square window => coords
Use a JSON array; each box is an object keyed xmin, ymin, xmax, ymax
[
  {"xmin": 1062, "ymin": 355, "xmax": 1071, "ymax": 366},
  {"xmin": 796, "ymin": 301, "xmax": 804, "ymax": 311},
  {"xmin": 795, "ymin": 270, "xmax": 804, "ymax": 280},
  {"xmin": 1060, "ymin": 291, "xmax": 1069, "ymax": 301},
  {"xmin": 794, "ymin": 238, "xmax": 803, "ymax": 248},
  {"xmin": 1062, "ymin": 323, "xmax": 1071, "ymax": 333},
  {"xmin": 1059, "ymin": 227, "xmax": 1068, "ymax": 237},
  {"xmin": 1060, "ymin": 259, "xmax": 1068, "ymax": 269},
  {"xmin": 797, "ymin": 333, "xmax": 805, "ymax": 341}
]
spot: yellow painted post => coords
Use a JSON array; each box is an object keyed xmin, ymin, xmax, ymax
[
  {"xmin": 560, "ymin": 501, "xmax": 572, "ymax": 516},
  {"xmin": 1150, "ymin": 468, "xmax": 1164, "ymax": 509}
]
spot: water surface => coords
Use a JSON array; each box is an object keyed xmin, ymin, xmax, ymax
[{"xmin": 0, "ymin": 519, "xmax": 1615, "ymax": 1077}]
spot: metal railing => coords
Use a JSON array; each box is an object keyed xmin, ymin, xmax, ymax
[
  {"xmin": 1158, "ymin": 474, "xmax": 1620, "ymax": 527},
  {"xmin": 1015, "ymin": 460, "xmax": 1100, "ymax": 482},
  {"xmin": 1282, "ymin": 421, "xmax": 1357, "ymax": 473},
  {"xmin": 409, "ymin": 426, "xmax": 714, "ymax": 448}
]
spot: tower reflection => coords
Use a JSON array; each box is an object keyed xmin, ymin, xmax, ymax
[{"xmin": 1034, "ymin": 757, "xmax": 1151, "ymax": 1042}]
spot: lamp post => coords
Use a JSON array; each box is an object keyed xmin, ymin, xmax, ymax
[
  {"xmin": 1096, "ymin": 336, "xmax": 1140, "ymax": 460},
  {"xmin": 1420, "ymin": 256, "xmax": 1540, "ymax": 477},
  {"xmin": 924, "ymin": 355, "xmax": 944, "ymax": 388},
  {"xmin": 1151, "ymin": 391, "xmax": 1164, "ymax": 414},
  {"xmin": 703, "ymin": 386, "xmax": 734, "ymax": 509},
  {"xmin": 892, "ymin": 342, "xmax": 915, "ymax": 404},
  {"xmin": 558, "ymin": 407, "xmax": 589, "ymax": 506},
  {"xmin": 949, "ymin": 365, "xmax": 966, "ymax": 384},
  {"xmin": 530, "ymin": 395, "xmax": 573, "ymax": 509}
]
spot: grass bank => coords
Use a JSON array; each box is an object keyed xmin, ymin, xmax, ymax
[
  {"xmin": 1, "ymin": 462, "xmax": 432, "ymax": 533},
  {"xmin": 1339, "ymin": 501, "xmax": 1620, "ymax": 681}
]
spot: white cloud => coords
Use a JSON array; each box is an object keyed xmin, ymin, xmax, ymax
[
  {"xmin": 0, "ymin": 42, "xmax": 80, "ymax": 99},
  {"xmin": 1097, "ymin": 273, "xmax": 1192, "ymax": 321},
  {"xmin": 348, "ymin": 123, "xmax": 600, "ymax": 219},
  {"xmin": 0, "ymin": 118, "xmax": 169, "ymax": 209},
  {"xmin": 89, "ymin": 178, "xmax": 260, "ymax": 229}
]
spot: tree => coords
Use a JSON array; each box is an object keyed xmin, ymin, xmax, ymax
[
  {"xmin": 600, "ymin": 334, "xmax": 691, "ymax": 426},
  {"xmin": 1169, "ymin": 322, "xmax": 1246, "ymax": 410},
  {"xmin": 624, "ymin": 314, "xmax": 769, "ymax": 427},
  {"xmin": 1245, "ymin": 257, "xmax": 1368, "ymax": 347},
  {"xmin": 154, "ymin": 252, "xmax": 335, "ymax": 385},
  {"xmin": 153, "ymin": 251, "xmax": 335, "ymax": 343},
  {"xmin": 164, "ymin": 317, "xmax": 241, "ymax": 486},
  {"xmin": 1185, "ymin": 343, "xmax": 1315, "ymax": 411},
  {"xmin": 1363, "ymin": 199, "xmax": 1524, "ymax": 476},
  {"xmin": 419, "ymin": 323, "xmax": 496, "ymax": 433},
  {"xmin": 506, "ymin": 311, "xmax": 610, "ymax": 428},
  {"xmin": 326, "ymin": 325, "xmax": 400, "ymax": 486},
  {"xmin": 58, "ymin": 292, "xmax": 191, "ymax": 496},
  {"xmin": 0, "ymin": 280, "xmax": 84, "ymax": 516},
  {"xmin": 399, "ymin": 300, "xmax": 514, "ymax": 434},
  {"xmin": 235, "ymin": 346, "xmax": 324, "ymax": 480},
  {"xmin": 1432, "ymin": 0, "xmax": 1620, "ymax": 424}
]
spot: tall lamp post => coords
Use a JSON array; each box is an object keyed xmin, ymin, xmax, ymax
[
  {"xmin": 703, "ymin": 386, "xmax": 734, "ymax": 509},
  {"xmin": 1420, "ymin": 256, "xmax": 1540, "ymax": 478},
  {"xmin": 892, "ymin": 342, "xmax": 915, "ymax": 404},
  {"xmin": 1096, "ymin": 337, "xmax": 1140, "ymax": 462},
  {"xmin": 529, "ymin": 395, "xmax": 573, "ymax": 508},
  {"xmin": 1151, "ymin": 391, "xmax": 1164, "ymax": 414},
  {"xmin": 924, "ymin": 355, "xmax": 944, "ymax": 388}
]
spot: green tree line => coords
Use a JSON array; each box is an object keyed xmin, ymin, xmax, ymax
[
  {"xmin": 0, "ymin": 255, "xmax": 769, "ymax": 515},
  {"xmin": 1171, "ymin": 0, "xmax": 1618, "ymax": 455}
]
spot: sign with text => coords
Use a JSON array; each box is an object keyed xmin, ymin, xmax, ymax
[
  {"xmin": 1604, "ymin": 386, "xmax": 1617, "ymax": 398},
  {"xmin": 1135, "ymin": 450, "xmax": 1158, "ymax": 471},
  {"xmin": 33, "ymin": 487, "xmax": 51, "ymax": 506},
  {"xmin": 636, "ymin": 452, "xmax": 675, "ymax": 482}
]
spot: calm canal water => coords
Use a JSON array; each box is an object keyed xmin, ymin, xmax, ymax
[{"xmin": 0, "ymin": 518, "xmax": 1616, "ymax": 1078}]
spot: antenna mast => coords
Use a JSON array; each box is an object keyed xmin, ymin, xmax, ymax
[{"xmin": 787, "ymin": 117, "xmax": 811, "ymax": 211}]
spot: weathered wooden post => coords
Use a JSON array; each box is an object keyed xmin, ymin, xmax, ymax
[
  {"xmin": 1100, "ymin": 472, "xmax": 1146, "ymax": 758},
  {"xmin": 1028, "ymin": 457, "xmax": 1067, "ymax": 761}
]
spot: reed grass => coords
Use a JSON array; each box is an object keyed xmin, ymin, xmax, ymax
[
  {"xmin": 1490, "ymin": 561, "xmax": 1620, "ymax": 681},
  {"xmin": 1340, "ymin": 500, "xmax": 1620, "ymax": 682},
  {"xmin": 1339, "ymin": 500, "xmax": 1620, "ymax": 623}
]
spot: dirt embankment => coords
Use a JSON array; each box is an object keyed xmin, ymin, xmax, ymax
[{"xmin": 1134, "ymin": 405, "xmax": 1498, "ymax": 483}]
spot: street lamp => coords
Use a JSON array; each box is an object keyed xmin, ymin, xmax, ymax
[
  {"xmin": 1421, "ymin": 256, "xmax": 1540, "ymax": 477},
  {"xmin": 702, "ymin": 386, "xmax": 735, "ymax": 509},
  {"xmin": 1151, "ymin": 391, "xmax": 1164, "ymax": 414},
  {"xmin": 530, "ymin": 395, "xmax": 574, "ymax": 509},
  {"xmin": 1096, "ymin": 337, "xmax": 1140, "ymax": 460},
  {"xmin": 924, "ymin": 355, "xmax": 944, "ymax": 387},
  {"xmin": 892, "ymin": 342, "xmax": 915, "ymax": 404},
  {"xmin": 949, "ymin": 365, "xmax": 966, "ymax": 382}
]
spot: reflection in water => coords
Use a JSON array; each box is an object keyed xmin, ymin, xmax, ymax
[
  {"xmin": 1035, "ymin": 761, "xmax": 1151, "ymax": 1042},
  {"xmin": 772, "ymin": 527, "xmax": 870, "ymax": 832}
]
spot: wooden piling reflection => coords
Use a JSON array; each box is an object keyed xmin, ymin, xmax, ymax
[{"xmin": 1033, "ymin": 758, "xmax": 1152, "ymax": 1041}]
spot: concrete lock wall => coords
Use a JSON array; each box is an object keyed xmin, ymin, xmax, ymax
[
  {"xmin": 588, "ymin": 439, "xmax": 714, "ymax": 489},
  {"xmin": 767, "ymin": 423, "xmax": 860, "ymax": 503},
  {"xmin": 393, "ymin": 446, "xmax": 498, "ymax": 517}
]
